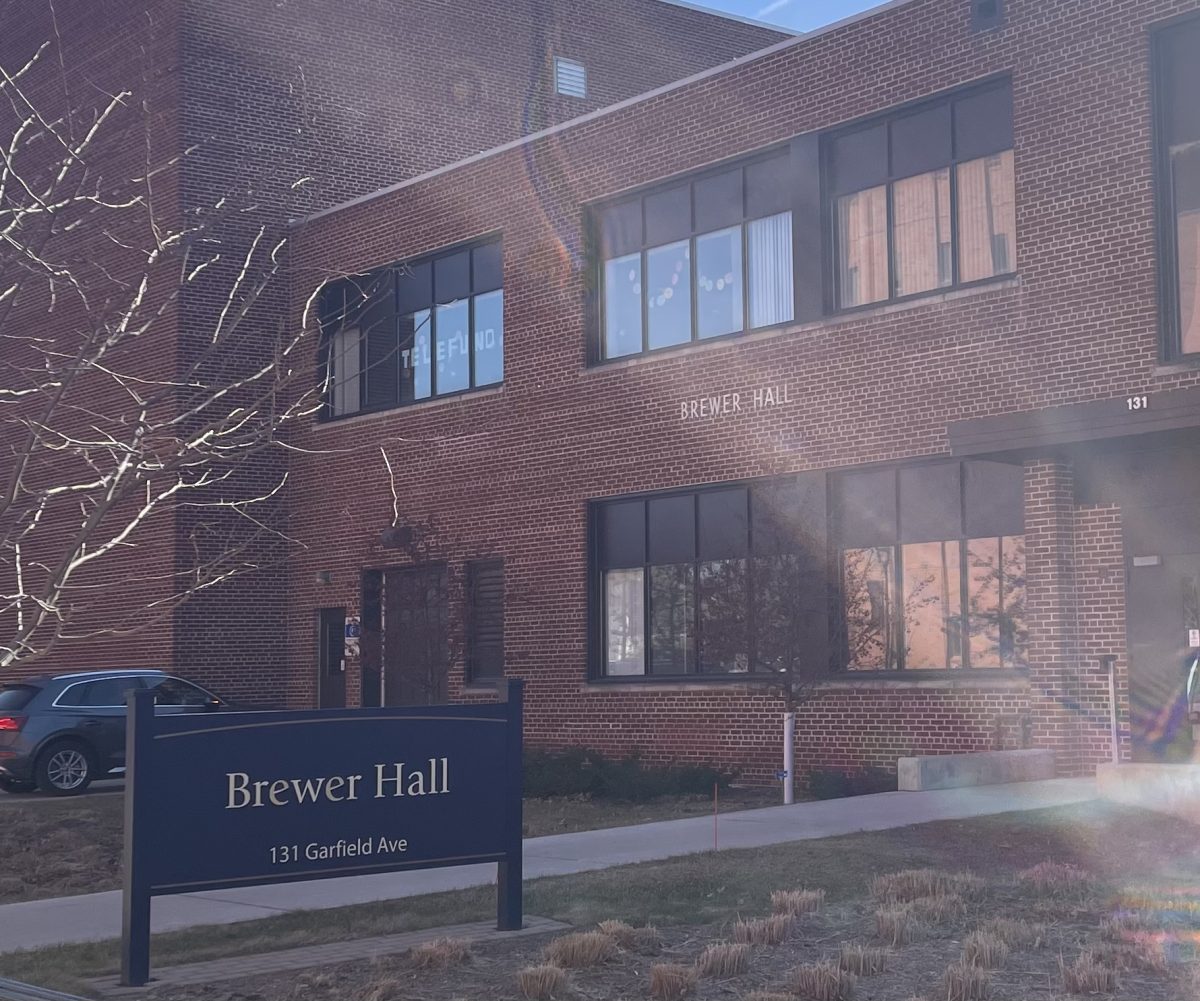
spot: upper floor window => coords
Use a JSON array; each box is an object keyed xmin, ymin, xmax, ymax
[
  {"xmin": 1155, "ymin": 17, "xmax": 1200, "ymax": 358},
  {"xmin": 827, "ymin": 80, "xmax": 1015, "ymax": 309},
  {"xmin": 321, "ymin": 239, "xmax": 503, "ymax": 419},
  {"xmin": 593, "ymin": 153, "xmax": 794, "ymax": 361},
  {"xmin": 834, "ymin": 460, "xmax": 1027, "ymax": 672}
]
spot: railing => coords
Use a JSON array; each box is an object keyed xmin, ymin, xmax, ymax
[{"xmin": 0, "ymin": 977, "xmax": 86, "ymax": 1001}]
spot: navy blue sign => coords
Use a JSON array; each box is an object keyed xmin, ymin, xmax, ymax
[{"xmin": 120, "ymin": 683, "xmax": 523, "ymax": 987}]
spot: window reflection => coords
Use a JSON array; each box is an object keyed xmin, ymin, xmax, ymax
[
  {"xmin": 604, "ymin": 253, "xmax": 642, "ymax": 358},
  {"xmin": 647, "ymin": 240, "xmax": 692, "ymax": 349},
  {"xmin": 957, "ymin": 151, "xmax": 1016, "ymax": 283},
  {"xmin": 329, "ymin": 327, "xmax": 361, "ymax": 416},
  {"xmin": 968, "ymin": 535, "xmax": 1027, "ymax": 668},
  {"xmin": 651, "ymin": 564, "xmax": 695, "ymax": 673},
  {"xmin": 836, "ymin": 186, "xmax": 889, "ymax": 308},
  {"xmin": 699, "ymin": 559, "xmax": 749, "ymax": 673},
  {"xmin": 844, "ymin": 546, "xmax": 897, "ymax": 670},
  {"xmin": 893, "ymin": 169, "xmax": 952, "ymax": 297},
  {"xmin": 406, "ymin": 309, "xmax": 432, "ymax": 400},
  {"xmin": 435, "ymin": 299, "xmax": 470, "ymax": 394},
  {"xmin": 1174, "ymin": 146, "xmax": 1200, "ymax": 355},
  {"xmin": 696, "ymin": 227, "xmax": 742, "ymax": 339},
  {"xmin": 473, "ymin": 289, "xmax": 503, "ymax": 386},
  {"xmin": 902, "ymin": 540, "xmax": 963, "ymax": 669},
  {"xmin": 605, "ymin": 568, "xmax": 645, "ymax": 675},
  {"xmin": 755, "ymin": 553, "xmax": 804, "ymax": 673}
]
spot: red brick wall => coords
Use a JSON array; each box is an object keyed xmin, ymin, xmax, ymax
[{"xmin": 282, "ymin": 0, "xmax": 1200, "ymax": 780}]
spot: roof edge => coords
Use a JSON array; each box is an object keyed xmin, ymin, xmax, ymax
[
  {"xmin": 652, "ymin": 0, "xmax": 800, "ymax": 35},
  {"xmin": 290, "ymin": 0, "xmax": 916, "ymax": 228}
]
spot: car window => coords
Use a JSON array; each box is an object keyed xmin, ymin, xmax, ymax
[
  {"xmin": 151, "ymin": 678, "xmax": 213, "ymax": 707},
  {"xmin": 58, "ymin": 677, "xmax": 145, "ymax": 708},
  {"xmin": 0, "ymin": 685, "xmax": 39, "ymax": 711}
]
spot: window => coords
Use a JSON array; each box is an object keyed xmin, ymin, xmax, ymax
[
  {"xmin": 594, "ymin": 153, "xmax": 794, "ymax": 360},
  {"xmin": 593, "ymin": 477, "xmax": 827, "ymax": 678},
  {"xmin": 56, "ymin": 676, "xmax": 145, "ymax": 708},
  {"xmin": 828, "ymin": 81, "xmax": 1015, "ymax": 309},
  {"xmin": 555, "ymin": 57, "xmax": 586, "ymax": 98},
  {"xmin": 1156, "ymin": 17, "xmax": 1200, "ymax": 358},
  {"xmin": 467, "ymin": 559, "xmax": 505, "ymax": 681},
  {"xmin": 835, "ymin": 461, "xmax": 1027, "ymax": 672},
  {"xmin": 150, "ymin": 678, "xmax": 215, "ymax": 706},
  {"xmin": 320, "ymin": 239, "xmax": 503, "ymax": 418}
]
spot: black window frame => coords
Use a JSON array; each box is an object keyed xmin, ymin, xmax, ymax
[
  {"xmin": 587, "ymin": 475, "xmax": 829, "ymax": 682},
  {"xmin": 587, "ymin": 144, "xmax": 798, "ymax": 364},
  {"xmin": 466, "ymin": 558, "xmax": 505, "ymax": 683},
  {"xmin": 822, "ymin": 76, "xmax": 1016, "ymax": 314},
  {"xmin": 1152, "ymin": 12, "xmax": 1200, "ymax": 363},
  {"xmin": 832, "ymin": 458, "xmax": 1028, "ymax": 676},
  {"xmin": 318, "ymin": 234, "xmax": 504, "ymax": 421}
]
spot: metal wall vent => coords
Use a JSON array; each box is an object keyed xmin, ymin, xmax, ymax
[{"xmin": 554, "ymin": 57, "xmax": 587, "ymax": 98}]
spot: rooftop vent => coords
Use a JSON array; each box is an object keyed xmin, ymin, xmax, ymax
[
  {"xmin": 972, "ymin": 0, "xmax": 1004, "ymax": 30},
  {"xmin": 554, "ymin": 57, "xmax": 587, "ymax": 98}
]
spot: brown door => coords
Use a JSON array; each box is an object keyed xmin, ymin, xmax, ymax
[
  {"xmin": 383, "ymin": 565, "xmax": 449, "ymax": 706},
  {"xmin": 318, "ymin": 607, "xmax": 347, "ymax": 709}
]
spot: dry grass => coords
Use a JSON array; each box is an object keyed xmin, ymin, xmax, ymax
[
  {"xmin": 1018, "ymin": 861, "xmax": 1094, "ymax": 896},
  {"xmin": 517, "ymin": 963, "xmax": 569, "ymax": 1000},
  {"xmin": 875, "ymin": 904, "xmax": 919, "ymax": 947},
  {"xmin": 732, "ymin": 914, "xmax": 793, "ymax": 945},
  {"xmin": 650, "ymin": 962, "xmax": 698, "ymax": 1000},
  {"xmin": 542, "ymin": 930, "xmax": 617, "ymax": 968},
  {"xmin": 742, "ymin": 993, "xmax": 793, "ymax": 1001},
  {"xmin": 910, "ymin": 892, "xmax": 966, "ymax": 925},
  {"xmin": 361, "ymin": 978, "xmax": 406, "ymax": 1001},
  {"xmin": 838, "ymin": 942, "xmax": 887, "ymax": 976},
  {"xmin": 791, "ymin": 959, "xmax": 857, "ymax": 1000},
  {"xmin": 696, "ymin": 941, "xmax": 751, "ymax": 978},
  {"xmin": 962, "ymin": 930, "xmax": 1009, "ymax": 969},
  {"xmin": 595, "ymin": 919, "xmax": 662, "ymax": 954},
  {"xmin": 941, "ymin": 960, "xmax": 991, "ymax": 1001},
  {"xmin": 1059, "ymin": 951, "xmax": 1119, "ymax": 994},
  {"xmin": 870, "ymin": 868, "xmax": 983, "ymax": 904},
  {"xmin": 1099, "ymin": 910, "xmax": 1155, "ymax": 939},
  {"xmin": 408, "ymin": 936, "xmax": 471, "ymax": 969},
  {"xmin": 976, "ymin": 917, "xmax": 1044, "ymax": 948},
  {"xmin": 1086, "ymin": 936, "xmax": 1168, "ymax": 973},
  {"xmin": 771, "ymin": 888, "xmax": 826, "ymax": 916}
]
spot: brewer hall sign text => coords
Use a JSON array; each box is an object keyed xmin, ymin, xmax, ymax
[{"xmin": 679, "ymin": 384, "xmax": 792, "ymax": 421}]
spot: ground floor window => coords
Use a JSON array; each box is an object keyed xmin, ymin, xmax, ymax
[{"xmin": 835, "ymin": 460, "xmax": 1027, "ymax": 671}]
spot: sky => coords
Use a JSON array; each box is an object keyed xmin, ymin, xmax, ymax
[{"xmin": 700, "ymin": 0, "xmax": 884, "ymax": 32}]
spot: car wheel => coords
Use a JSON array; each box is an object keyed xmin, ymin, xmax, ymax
[
  {"xmin": 35, "ymin": 741, "xmax": 95, "ymax": 796},
  {"xmin": 0, "ymin": 776, "xmax": 35, "ymax": 794}
]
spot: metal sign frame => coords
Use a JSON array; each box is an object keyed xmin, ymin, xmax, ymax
[{"xmin": 120, "ymin": 681, "xmax": 523, "ymax": 986}]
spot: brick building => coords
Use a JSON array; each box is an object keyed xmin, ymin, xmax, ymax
[
  {"xmin": 285, "ymin": 0, "xmax": 1200, "ymax": 783},
  {"xmin": 0, "ymin": 0, "xmax": 783, "ymax": 694}
]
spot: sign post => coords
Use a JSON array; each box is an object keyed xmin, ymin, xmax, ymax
[{"xmin": 120, "ymin": 682, "xmax": 524, "ymax": 987}]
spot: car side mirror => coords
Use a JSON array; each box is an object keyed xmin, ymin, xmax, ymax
[{"xmin": 205, "ymin": 697, "xmax": 222, "ymax": 711}]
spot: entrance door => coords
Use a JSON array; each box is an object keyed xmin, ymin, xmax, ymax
[
  {"xmin": 318, "ymin": 607, "xmax": 347, "ymax": 709},
  {"xmin": 383, "ymin": 565, "xmax": 449, "ymax": 706},
  {"xmin": 1126, "ymin": 549, "xmax": 1200, "ymax": 762}
]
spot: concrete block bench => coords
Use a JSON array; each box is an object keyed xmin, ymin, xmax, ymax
[{"xmin": 897, "ymin": 749, "xmax": 1056, "ymax": 791}]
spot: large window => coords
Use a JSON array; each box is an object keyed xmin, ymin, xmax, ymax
[
  {"xmin": 593, "ymin": 477, "xmax": 827, "ymax": 678},
  {"xmin": 321, "ymin": 239, "xmax": 503, "ymax": 418},
  {"xmin": 595, "ymin": 153, "xmax": 794, "ymax": 360},
  {"xmin": 835, "ymin": 461, "xmax": 1027, "ymax": 672},
  {"xmin": 828, "ymin": 81, "xmax": 1015, "ymax": 309},
  {"xmin": 1156, "ymin": 17, "xmax": 1200, "ymax": 358}
]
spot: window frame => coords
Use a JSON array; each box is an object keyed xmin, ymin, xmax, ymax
[
  {"xmin": 822, "ymin": 76, "xmax": 1016, "ymax": 315},
  {"xmin": 317, "ymin": 234, "xmax": 504, "ymax": 421},
  {"xmin": 465, "ymin": 558, "xmax": 506, "ymax": 683},
  {"xmin": 1152, "ymin": 13, "xmax": 1200, "ymax": 363},
  {"xmin": 832, "ymin": 458, "xmax": 1028, "ymax": 676},
  {"xmin": 587, "ymin": 145, "xmax": 797, "ymax": 365}
]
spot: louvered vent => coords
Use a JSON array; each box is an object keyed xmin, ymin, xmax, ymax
[{"xmin": 554, "ymin": 57, "xmax": 587, "ymax": 98}]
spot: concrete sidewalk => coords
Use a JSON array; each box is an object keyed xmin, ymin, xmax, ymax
[{"xmin": 0, "ymin": 777, "xmax": 1095, "ymax": 954}]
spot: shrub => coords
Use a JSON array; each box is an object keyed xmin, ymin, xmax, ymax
[
  {"xmin": 733, "ymin": 914, "xmax": 793, "ymax": 945},
  {"xmin": 523, "ymin": 747, "xmax": 731, "ymax": 800},
  {"xmin": 771, "ymin": 888, "xmax": 825, "ymax": 916},
  {"xmin": 1059, "ymin": 951, "xmax": 1119, "ymax": 993},
  {"xmin": 791, "ymin": 960, "xmax": 857, "ymax": 1000},
  {"xmin": 543, "ymin": 931, "xmax": 617, "ymax": 968},
  {"xmin": 838, "ymin": 943, "xmax": 887, "ymax": 976},
  {"xmin": 649, "ymin": 963, "xmax": 698, "ymax": 999},
  {"xmin": 696, "ymin": 941, "xmax": 751, "ymax": 977},
  {"xmin": 517, "ymin": 964, "xmax": 568, "ymax": 1000},
  {"xmin": 807, "ymin": 766, "xmax": 895, "ymax": 799},
  {"xmin": 962, "ymin": 931, "xmax": 1009, "ymax": 969},
  {"xmin": 595, "ymin": 919, "xmax": 663, "ymax": 953},
  {"xmin": 941, "ymin": 961, "xmax": 991, "ymax": 1001},
  {"xmin": 409, "ymin": 936, "xmax": 471, "ymax": 969}
]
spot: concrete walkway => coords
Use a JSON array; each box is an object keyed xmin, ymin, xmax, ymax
[{"xmin": 0, "ymin": 777, "xmax": 1095, "ymax": 954}]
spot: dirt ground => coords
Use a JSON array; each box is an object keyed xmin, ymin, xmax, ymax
[
  {"xmin": 0, "ymin": 787, "xmax": 778, "ymax": 905},
  {"xmin": 131, "ymin": 803, "xmax": 1200, "ymax": 1001}
]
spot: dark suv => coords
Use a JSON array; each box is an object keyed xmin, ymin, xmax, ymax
[{"xmin": 0, "ymin": 670, "xmax": 236, "ymax": 795}]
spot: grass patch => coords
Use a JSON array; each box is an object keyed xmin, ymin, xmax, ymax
[
  {"xmin": 696, "ymin": 941, "xmax": 750, "ymax": 977},
  {"xmin": 941, "ymin": 960, "xmax": 991, "ymax": 1001},
  {"xmin": 543, "ymin": 930, "xmax": 616, "ymax": 968},
  {"xmin": 517, "ymin": 963, "xmax": 568, "ymax": 999},
  {"xmin": 733, "ymin": 915, "xmax": 793, "ymax": 945},
  {"xmin": 771, "ymin": 888, "xmax": 824, "ymax": 916},
  {"xmin": 649, "ymin": 962, "xmax": 697, "ymax": 999},
  {"xmin": 791, "ymin": 959, "xmax": 856, "ymax": 1000},
  {"xmin": 838, "ymin": 942, "xmax": 887, "ymax": 976},
  {"xmin": 408, "ymin": 935, "xmax": 471, "ymax": 969}
]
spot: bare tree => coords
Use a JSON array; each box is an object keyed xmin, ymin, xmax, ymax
[{"xmin": 0, "ymin": 42, "xmax": 323, "ymax": 671}]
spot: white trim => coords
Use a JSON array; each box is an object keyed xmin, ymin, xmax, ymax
[
  {"xmin": 652, "ymin": 0, "xmax": 801, "ymax": 34},
  {"xmin": 291, "ymin": 0, "xmax": 920, "ymax": 227}
]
